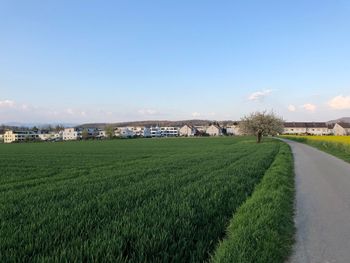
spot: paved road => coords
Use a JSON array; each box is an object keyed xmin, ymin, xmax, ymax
[{"xmin": 282, "ymin": 139, "xmax": 350, "ymax": 263}]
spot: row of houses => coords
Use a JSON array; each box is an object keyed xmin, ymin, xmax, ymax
[
  {"xmin": 1, "ymin": 123, "xmax": 241, "ymax": 143},
  {"xmin": 1, "ymin": 122, "xmax": 349, "ymax": 143},
  {"xmin": 1, "ymin": 128, "xmax": 108, "ymax": 143},
  {"xmin": 102, "ymin": 124, "xmax": 239, "ymax": 139},
  {"xmin": 283, "ymin": 122, "xmax": 350, "ymax": 136},
  {"xmin": 2, "ymin": 130, "xmax": 64, "ymax": 143},
  {"xmin": 113, "ymin": 124, "xmax": 237, "ymax": 138}
]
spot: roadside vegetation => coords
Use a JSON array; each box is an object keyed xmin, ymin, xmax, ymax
[
  {"xmin": 0, "ymin": 137, "xmax": 294, "ymax": 262},
  {"xmin": 282, "ymin": 135, "xmax": 350, "ymax": 163},
  {"xmin": 212, "ymin": 143, "xmax": 294, "ymax": 263}
]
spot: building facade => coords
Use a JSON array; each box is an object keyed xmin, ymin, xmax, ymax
[
  {"xmin": 37, "ymin": 130, "xmax": 63, "ymax": 141},
  {"xmin": 126, "ymin": 127, "xmax": 151, "ymax": 137},
  {"xmin": 96, "ymin": 130, "xmax": 107, "ymax": 139},
  {"xmin": 283, "ymin": 122, "xmax": 332, "ymax": 135},
  {"xmin": 179, "ymin": 125, "xmax": 197, "ymax": 136},
  {"xmin": 160, "ymin": 127, "xmax": 179, "ymax": 137},
  {"xmin": 4, "ymin": 130, "xmax": 39, "ymax": 143},
  {"xmin": 206, "ymin": 125, "xmax": 223, "ymax": 136},
  {"xmin": 63, "ymin": 128, "xmax": 81, "ymax": 141},
  {"xmin": 115, "ymin": 127, "xmax": 134, "ymax": 138},
  {"xmin": 226, "ymin": 123, "xmax": 241, "ymax": 135},
  {"xmin": 150, "ymin": 127, "xmax": 162, "ymax": 137},
  {"xmin": 333, "ymin": 123, "xmax": 350, "ymax": 135}
]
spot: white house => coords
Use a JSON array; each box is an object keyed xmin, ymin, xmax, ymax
[
  {"xmin": 52, "ymin": 131, "xmax": 63, "ymax": 140},
  {"xmin": 179, "ymin": 125, "xmax": 197, "ymax": 136},
  {"xmin": 160, "ymin": 127, "xmax": 179, "ymax": 137},
  {"xmin": 283, "ymin": 122, "xmax": 332, "ymax": 135},
  {"xmin": 95, "ymin": 130, "xmax": 107, "ymax": 139},
  {"xmin": 333, "ymin": 123, "xmax": 350, "ymax": 135},
  {"xmin": 37, "ymin": 130, "xmax": 52, "ymax": 141},
  {"xmin": 206, "ymin": 125, "xmax": 223, "ymax": 136},
  {"xmin": 283, "ymin": 123, "xmax": 307, "ymax": 135},
  {"xmin": 63, "ymin": 128, "xmax": 82, "ymax": 141},
  {"xmin": 307, "ymin": 123, "xmax": 331, "ymax": 135},
  {"xmin": 4, "ymin": 130, "xmax": 39, "ymax": 143},
  {"xmin": 226, "ymin": 122, "xmax": 241, "ymax": 135},
  {"xmin": 120, "ymin": 128, "xmax": 134, "ymax": 138},
  {"xmin": 127, "ymin": 127, "xmax": 151, "ymax": 137},
  {"xmin": 142, "ymin": 127, "xmax": 151, "ymax": 137},
  {"xmin": 86, "ymin": 128, "xmax": 99, "ymax": 138},
  {"xmin": 37, "ymin": 130, "xmax": 63, "ymax": 141},
  {"xmin": 115, "ymin": 127, "xmax": 134, "ymax": 138},
  {"xmin": 150, "ymin": 127, "xmax": 162, "ymax": 137}
]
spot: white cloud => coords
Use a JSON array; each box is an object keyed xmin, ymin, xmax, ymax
[
  {"xmin": 65, "ymin": 108, "xmax": 74, "ymax": 115},
  {"xmin": 191, "ymin": 112, "xmax": 201, "ymax": 117},
  {"xmin": 21, "ymin": 104, "xmax": 30, "ymax": 110},
  {"xmin": 64, "ymin": 108, "xmax": 88, "ymax": 118},
  {"xmin": 138, "ymin": 109, "xmax": 157, "ymax": 115},
  {"xmin": 328, "ymin": 95, "xmax": 350, "ymax": 110},
  {"xmin": 0, "ymin": 99, "xmax": 122, "ymax": 123},
  {"xmin": 0, "ymin": 99, "xmax": 15, "ymax": 108},
  {"xmin": 248, "ymin": 89, "xmax": 272, "ymax": 101},
  {"xmin": 288, "ymin": 105, "xmax": 296, "ymax": 112},
  {"xmin": 303, "ymin": 103, "xmax": 316, "ymax": 112}
]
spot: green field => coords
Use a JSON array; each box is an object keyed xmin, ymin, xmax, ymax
[
  {"xmin": 281, "ymin": 135, "xmax": 350, "ymax": 163},
  {"xmin": 0, "ymin": 137, "xmax": 294, "ymax": 262}
]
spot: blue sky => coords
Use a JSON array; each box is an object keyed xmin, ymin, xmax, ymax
[{"xmin": 1, "ymin": 0, "xmax": 350, "ymax": 123}]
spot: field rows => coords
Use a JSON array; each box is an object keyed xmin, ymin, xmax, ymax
[
  {"xmin": 282, "ymin": 135, "xmax": 350, "ymax": 144},
  {"xmin": 1, "ymin": 137, "xmax": 283, "ymax": 262}
]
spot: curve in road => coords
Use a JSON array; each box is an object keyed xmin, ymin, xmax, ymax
[{"xmin": 282, "ymin": 139, "xmax": 350, "ymax": 263}]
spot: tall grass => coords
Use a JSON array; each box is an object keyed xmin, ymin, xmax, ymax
[
  {"xmin": 0, "ymin": 137, "xmax": 289, "ymax": 262},
  {"xmin": 212, "ymin": 143, "xmax": 295, "ymax": 263}
]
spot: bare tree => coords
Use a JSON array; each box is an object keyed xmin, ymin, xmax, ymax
[
  {"xmin": 55, "ymin": 125, "xmax": 64, "ymax": 132},
  {"xmin": 239, "ymin": 111, "xmax": 284, "ymax": 143}
]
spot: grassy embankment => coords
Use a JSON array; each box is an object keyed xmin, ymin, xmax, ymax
[
  {"xmin": 212, "ymin": 142, "xmax": 295, "ymax": 263},
  {"xmin": 282, "ymin": 135, "xmax": 350, "ymax": 163},
  {"xmin": 0, "ymin": 137, "xmax": 294, "ymax": 262}
]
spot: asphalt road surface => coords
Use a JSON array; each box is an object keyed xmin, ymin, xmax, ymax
[{"xmin": 282, "ymin": 139, "xmax": 350, "ymax": 263}]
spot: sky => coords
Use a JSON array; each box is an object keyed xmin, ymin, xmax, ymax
[{"xmin": 1, "ymin": 0, "xmax": 350, "ymax": 124}]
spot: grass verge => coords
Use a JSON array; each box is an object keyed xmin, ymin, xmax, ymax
[
  {"xmin": 211, "ymin": 143, "xmax": 295, "ymax": 263},
  {"xmin": 283, "ymin": 136, "xmax": 350, "ymax": 163}
]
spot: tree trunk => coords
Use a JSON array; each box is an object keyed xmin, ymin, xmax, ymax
[{"xmin": 257, "ymin": 131, "xmax": 262, "ymax": 143}]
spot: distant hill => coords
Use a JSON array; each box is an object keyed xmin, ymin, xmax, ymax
[
  {"xmin": 78, "ymin": 120, "xmax": 239, "ymax": 129},
  {"xmin": 327, "ymin": 117, "xmax": 350, "ymax": 124}
]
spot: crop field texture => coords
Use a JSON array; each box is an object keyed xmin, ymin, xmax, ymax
[
  {"xmin": 282, "ymin": 135, "xmax": 350, "ymax": 163},
  {"xmin": 1, "ymin": 137, "xmax": 283, "ymax": 262},
  {"xmin": 283, "ymin": 135, "xmax": 350, "ymax": 144}
]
